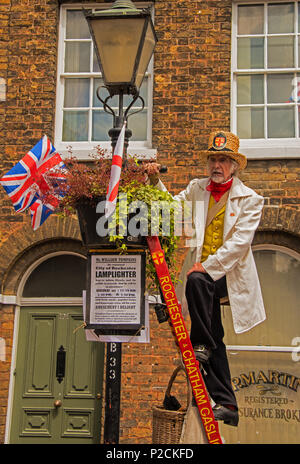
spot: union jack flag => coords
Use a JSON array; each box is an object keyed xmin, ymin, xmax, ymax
[{"xmin": 0, "ymin": 135, "xmax": 66, "ymax": 230}]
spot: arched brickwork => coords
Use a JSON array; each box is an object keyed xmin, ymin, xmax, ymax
[
  {"xmin": 0, "ymin": 215, "xmax": 84, "ymax": 295},
  {"xmin": 259, "ymin": 206, "xmax": 300, "ymax": 238}
]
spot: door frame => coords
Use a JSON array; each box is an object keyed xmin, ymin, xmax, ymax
[{"xmin": 5, "ymin": 251, "xmax": 104, "ymax": 444}]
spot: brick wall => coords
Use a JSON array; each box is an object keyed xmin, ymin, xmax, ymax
[
  {"xmin": 0, "ymin": 0, "xmax": 299, "ymax": 445},
  {"xmin": 153, "ymin": 0, "xmax": 300, "ymax": 211},
  {"xmin": 0, "ymin": 0, "xmax": 59, "ymax": 227}
]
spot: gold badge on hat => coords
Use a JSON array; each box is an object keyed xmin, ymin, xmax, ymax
[{"xmin": 212, "ymin": 133, "xmax": 227, "ymax": 150}]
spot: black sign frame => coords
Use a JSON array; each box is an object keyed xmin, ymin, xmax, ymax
[{"xmin": 85, "ymin": 249, "xmax": 146, "ymax": 336}]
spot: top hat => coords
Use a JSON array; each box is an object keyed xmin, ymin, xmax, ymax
[{"xmin": 204, "ymin": 131, "xmax": 247, "ymax": 170}]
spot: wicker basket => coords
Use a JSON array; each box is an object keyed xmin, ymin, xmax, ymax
[{"xmin": 152, "ymin": 366, "xmax": 191, "ymax": 444}]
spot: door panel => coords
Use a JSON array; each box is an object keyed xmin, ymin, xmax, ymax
[
  {"xmin": 10, "ymin": 307, "xmax": 104, "ymax": 444},
  {"xmin": 24, "ymin": 314, "xmax": 57, "ymax": 397},
  {"xmin": 65, "ymin": 314, "xmax": 95, "ymax": 397},
  {"xmin": 21, "ymin": 408, "xmax": 52, "ymax": 438}
]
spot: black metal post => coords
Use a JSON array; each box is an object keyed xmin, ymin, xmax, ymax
[
  {"xmin": 108, "ymin": 91, "xmax": 132, "ymax": 154},
  {"xmin": 103, "ymin": 342, "xmax": 122, "ymax": 443},
  {"xmin": 103, "ymin": 93, "xmax": 132, "ymax": 444}
]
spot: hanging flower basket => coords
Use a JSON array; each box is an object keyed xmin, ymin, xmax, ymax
[
  {"xmin": 76, "ymin": 194, "xmax": 147, "ymax": 248},
  {"xmin": 52, "ymin": 150, "xmax": 179, "ymax": 291}
]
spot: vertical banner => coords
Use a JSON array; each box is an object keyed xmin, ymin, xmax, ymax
[{"xmin": 147, "ymin": 236, "xmax": 222, "ymax": 444}]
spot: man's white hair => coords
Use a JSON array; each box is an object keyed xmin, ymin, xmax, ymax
[
  {"xmin": 230, "ymin": 159, "xmax": 239, "ymax": 176},
  {"xmin": 206, "ymin": 156, "xmax": 240, "ymax": 176}
]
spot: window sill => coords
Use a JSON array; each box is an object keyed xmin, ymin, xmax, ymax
[
  {"xmin": 55, "ymin": 142, "xmax": 157, "ymax": 161},
  {"xmin": 240, "ymin": 139, "xmax": 300, "ymax": 160}
]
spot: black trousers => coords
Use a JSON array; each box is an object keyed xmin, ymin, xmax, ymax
[{"xmin": 185, "ymin": 271, "xmax": 237, "ymax": 408}]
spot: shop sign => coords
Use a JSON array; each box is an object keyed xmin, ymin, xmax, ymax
[{"xmin": 232, "ymin": 369, "xmax": 300, "ymax": 424}]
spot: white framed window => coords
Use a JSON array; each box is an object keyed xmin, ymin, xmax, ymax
[
  {"xmin": 232, "ymin": 0, "xmax": 300, "ymax": 159},
  {"xmin": 55, "ymin": 3, "xmax": 156, "ymax": 160}
]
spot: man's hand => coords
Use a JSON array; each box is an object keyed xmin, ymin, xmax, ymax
[
  {"xmin": 187, "ymin": 262, "xmax": 207, "ymax": 276},
  {"xmin": 143, "ymin": 162, "xmax": 160, "ymax": 185}
]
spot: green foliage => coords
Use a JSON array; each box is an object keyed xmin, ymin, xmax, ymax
[{"xmin": 108, "ymin": 181, "xmax": 180, "ymax": 293}]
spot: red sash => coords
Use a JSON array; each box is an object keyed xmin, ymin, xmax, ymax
[{"xmin": 147, "ymin": 236, "xmax": 222, "ymax": 444}]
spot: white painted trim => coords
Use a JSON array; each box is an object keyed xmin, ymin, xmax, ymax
[
  {"xmin": 5, "ymin": 306, "xmax": 20, "ymax": 444},
  {"xmin": 0, "ymin": 251, "xmax": 88, "ymax": 306},
  {"xmin": 0, "ymin": 77, "xmax": 6, "ymax": 101},
  {"xmin": 17, "ymin": 251, "xmax": 86, "ymax": 300},
  {"xmin": 20, "ymin": 297, "xmax": 83, "ymax": 307},
  {"xmin": 58, "ymin": 145, "xmax": 157, "ymax": 161},
  {"xmin": 252, "ymin": 243, "xmax": 300, "ymax": 261},
  {"xmin": 0, "ymin": 294, "xmax": 17, "ymax": 305},
  {"xmin": 0, "ymin": 294, "xmax": 84, "ymax": 307},
  {"xmin": 240, "ymin": 141, "xmax": 300, "ymax": 159},
  {"xmin": 227, "ymin": 345, "xmax": 297, "ymax": 352}
]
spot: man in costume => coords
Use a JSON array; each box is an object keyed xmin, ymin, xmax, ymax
[{"xmin": 146, "ymin": 130, "xmax": 266, "ymax": 427}]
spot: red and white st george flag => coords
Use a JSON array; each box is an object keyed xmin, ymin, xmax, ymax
[{"xmin": 105, "ymin": 123, "xmax": 126, "ymax": 218}]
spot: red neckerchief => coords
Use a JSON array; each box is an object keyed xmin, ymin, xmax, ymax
[{"xmin": 206, "ymin": 177, "xmax": 233, "ymax": 202}]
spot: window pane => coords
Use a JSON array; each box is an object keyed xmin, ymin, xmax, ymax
[
  {"xmin": 267, "ymin": 37, "xmax": 294, "ymax": 68},
  {"xmin": 223, "ymin": 248, "xmax": 300, "ymax": 346},
  {"xmin": 23, "ymin": 255, "xmax": 86, "ymax": 297},
  {"xmin": 268, "ymin": 3, "xmax": 294, "ymax": 34},
  {"xmin": 237, "ymin": 75, "xmax": 264, "ymax": 104},
  {"xmin": 66, "ymin": 10, "xmax": 90, "ymax": 39},
  {"xmin": 64, "ymin": 78, "xmax": 90, "ymax": 108},
  {"xmin": 267, "ymin": 74, "xmax": 294, "ymax": 103},
  {"xmin": 237, "ymin": 38, "xmax": 264, "ymax": 69},
  {"xmin": 92, "ymin": 111, "xmax": 112, "ymax": 141},
  {"xmin": 93, "ymin": 78, "xmax": 148, "ymax": 109},
  {"xmin": 128, "ymin": 110, "xmax": 148, "ymax": 141},
  {"xmin": 237, "ymin": 107, "xmax": 264, "ymax": 138},
  {"xmin": 63, "ymin": 111, "xmax": 89, "ymax": 141},
  {"xmin": 238, "ymin": 5, "xmax": 264, "ymax": 35},
  {"xmin": 93, "ymin": 79, "xmax": 118, "ymax": 108},
  {"xmin": 123, "ymin": 81, "xmax": 148, "ymax": 109},
  {"xmin": 135, "ymin": 78, "xmax": 148, "ymax": 106},
  {"xmin": 268, "ymin": 107, "xmax": 294, "ymax": 137},
  {"xmin": 93, "ymin": 50, "xmax": 101, "ymax": 73},
  {"xmin": 65, "ymin": 42, "xmax": 91, "ymax": 73}
]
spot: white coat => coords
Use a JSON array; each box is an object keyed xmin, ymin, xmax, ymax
[{"xmin": 157, "ymin": 176, "xmax": 266, "ymax": 334}]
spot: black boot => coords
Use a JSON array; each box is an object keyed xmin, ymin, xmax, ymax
[
  {"xmin": 193, "ymin": 344, "xmax": 211, "ymax": 364},
  {"xmin": 212, "ymin": 404, "xmax": 239, "ymax": 427}
]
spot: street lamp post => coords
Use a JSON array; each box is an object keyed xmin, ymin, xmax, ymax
[{"xmin": 84, "ymin": 0, "xmax": 157, "ymax": 444}]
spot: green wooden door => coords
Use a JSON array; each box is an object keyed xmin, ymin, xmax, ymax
[{"xmin": 10, "ymin": 307, "xmax": 104, "ymax": 444}]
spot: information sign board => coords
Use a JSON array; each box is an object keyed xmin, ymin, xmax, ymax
[{"xmin": 85, "ymin": 251, "xmax": 146, "ymax": 335}]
